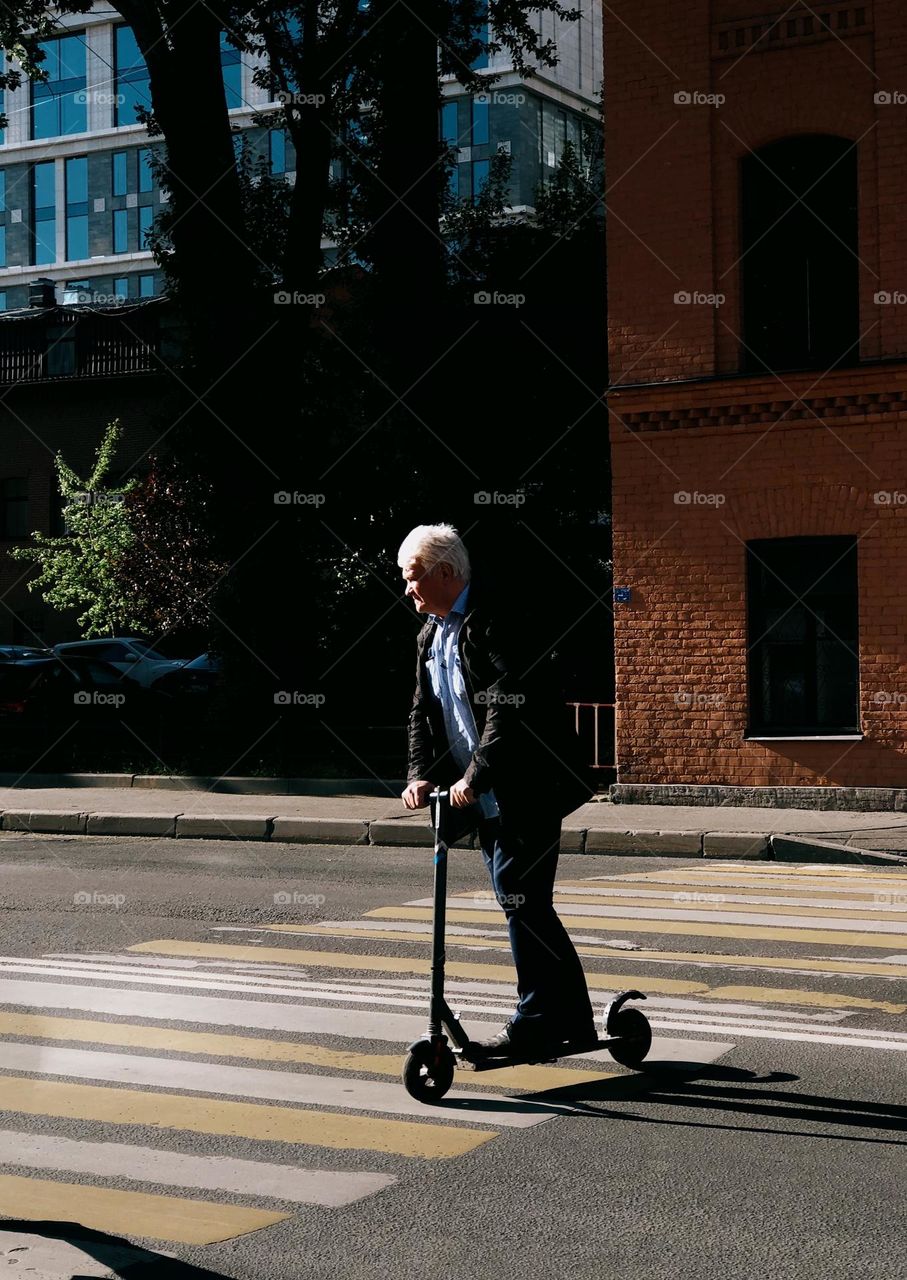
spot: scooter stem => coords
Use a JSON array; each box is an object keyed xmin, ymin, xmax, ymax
[{"xmin": 428, "ymin": 789, "xmax": 449, "ymax": 1037}]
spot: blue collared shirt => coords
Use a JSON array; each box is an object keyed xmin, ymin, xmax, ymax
[{"xmin": 427, "ymin": 584, "xmax": 500, "ymax": 820}]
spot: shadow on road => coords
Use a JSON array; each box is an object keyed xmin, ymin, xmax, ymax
[
  {"xmin": 523, "ymin": 1062, "xmax": 907, "ymax": 1144},
  {"xmin": 0, "ymin": 1219, "xmax": 236, "ymax": 1278}
]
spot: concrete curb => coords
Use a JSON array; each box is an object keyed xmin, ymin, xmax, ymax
[{"xmin": 1, "ymin": 808, "xmax": 905, "ymax": 862}]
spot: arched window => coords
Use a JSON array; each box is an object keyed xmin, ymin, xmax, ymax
[{"xmin": 740, "ymin": 135, "xmax": 859, "ymax": 372}]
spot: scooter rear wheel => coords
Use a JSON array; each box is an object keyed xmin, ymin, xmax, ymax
[
  {"xmin": 402, "ymin": 1043, "xmax": 455, "ymax": 1102},
  {"xmin": 606, "ymin": 1007, "xmax": 652, "ymax": 1069}
]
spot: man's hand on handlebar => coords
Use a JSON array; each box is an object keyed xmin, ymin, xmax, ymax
[
  {"xmin": 401, "ymin": 780, "xmax": 434, "ymax": 810},
  {"xmin": 449, "ymin": 778, "xmax": 476, "ymax": 809}
]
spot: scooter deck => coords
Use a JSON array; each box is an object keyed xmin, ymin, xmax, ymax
[{"xmin": 454, "ymin": 1035, "xmax": 621, "ymax": 1071}]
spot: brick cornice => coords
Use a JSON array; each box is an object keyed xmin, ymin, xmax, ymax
[{"xmin": 713, "ymin": 3, "xmax": 872, "ymax": 60}]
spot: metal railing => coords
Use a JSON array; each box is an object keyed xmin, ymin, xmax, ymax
[{"xmin": 567, "ymin": 701, "xmax": 616, "ymax": 773}]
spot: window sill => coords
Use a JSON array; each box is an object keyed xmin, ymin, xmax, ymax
[{"xmin": 745, "ymin": 734, "xmax": 864, "ymax": 742}]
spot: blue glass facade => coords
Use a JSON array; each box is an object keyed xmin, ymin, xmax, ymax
[
  {"xmin": 32, "ymin": 35, "xmax": 86, "ymax": 139},
  {"xmin": 114, "ymin": 26, "xmax": 151, "ymax": 127}
]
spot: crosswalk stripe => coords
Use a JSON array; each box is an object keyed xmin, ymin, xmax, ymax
[
  {"xmin": 408, "ymin": 897, "xmax": 907, "ymax": 934},
  {"xmin": 263, "ymin": 924, "xmax": 907, "ymax": 979},
  {"xmin": 545, "ymin": 887, "xmax": 907, "ymax": 911},
  {"xmin": 0, "ymin": 1173, "xmax": 286, "ymax": 1245},
  {"xmin": 124, "ymin": 942, "xmax": 900, "ymax": 1008},
  {"xmin": 0, "ymin": 1012, "xmax": 614, "ymax": 1093},
  {"xmin": 127, "ymin": 939, "xmax": 710, "ymax": 995},
  {"xmin": 367, "ymin": 905, "xmax": 907, "ymax": 949},
  {"xmin": 0, "ymin": 1131, "xmax": 395, "ymax": 1207},
  {"xmin": 0, "ymin": 1075, "xmax": 497, "ymax": 1158},
  {"xmin": 637, "ymin": 862, "xmax": 907, "ymax": 876},
  {"xmin": 557, "ymin": 877, "xmax": 899, "ymax": 900},
  {"xmin": 0, "ymin": 1042, "xmax": 557, "ymax": 1128}
]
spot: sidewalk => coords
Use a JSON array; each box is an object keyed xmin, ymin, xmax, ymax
[{"xmin": 0, "ymin": 776, "xmax": 906, "ymax": 863}]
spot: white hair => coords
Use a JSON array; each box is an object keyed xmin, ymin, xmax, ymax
[{"xmin": 397, "ymin": 523, "xmax": 471, "ymax": 580}]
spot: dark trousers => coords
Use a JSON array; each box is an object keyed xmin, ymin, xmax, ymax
[{"xmin": 477, "ymin": 809, "xmax": 595, "ymax": 1033}]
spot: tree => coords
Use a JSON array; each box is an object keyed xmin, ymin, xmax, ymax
[
  {"xmin": 10, "ymin": 421, "xmax": 142, "ymax": 639},
  {"xmin": 113, "ymin": 454, "xmax": 229, "ymax": 644}
]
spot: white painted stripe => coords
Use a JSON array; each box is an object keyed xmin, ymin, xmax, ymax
[
  {"xmin": 584, "ymin": 871, "xmax": 907, "ymax": 892},
  {"xmin": 550, "ymin": 886, "xmax": 905, "ymax": 911},
  {"xmin": 0, "ymin": 1043, "xmax": 556, "ymax": 1127},
  {"xmin": 0, "ymin": 1131, "xmax": 395, "ymax": 1206},
  {"xmin": 0, "ymin": 977, "xmax": 483, "ymax": 1041},
  {"xmin": 0, "ymin": 959, "xmax": 515, "ymax": 1014},
  {"xmin": 410, "ymin": 897, "xmax": 907, "ymax": 935},
  {"xmin": 5, "ymin": 977, "xmax": 894, "ymax": 1057},
  {"xmin": 0, "ymin": 958, "xmax": 853, "ymax": 1024},
  {"xmin": 646, "ymin": 1019, "xmax": 907, "ymax": 1051},
  {"xmin": 644, "ymin": 1013, "xmax": 907, "ymax": 1041}
]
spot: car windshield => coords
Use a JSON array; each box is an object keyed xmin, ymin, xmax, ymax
[{"xmin": 128, "ymin": 642, "xmax": 168, "ymax": 660}]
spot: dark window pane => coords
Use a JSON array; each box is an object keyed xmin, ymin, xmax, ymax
[{"xmin": 746, "ymin": 536, "xmax": 859, "ymax": 735}]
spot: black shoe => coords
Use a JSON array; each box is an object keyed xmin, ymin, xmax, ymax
[{"xmin": 559, "ymin": 1023, "xmax": 600, "ymax": 1052}]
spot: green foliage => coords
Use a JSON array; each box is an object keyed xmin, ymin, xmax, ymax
[{"xmin": 10, "ymin": 421, "xmax": 143, "ymax": 638}]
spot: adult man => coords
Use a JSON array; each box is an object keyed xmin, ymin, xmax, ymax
[{"xmin": 399, "ymin": 522, "xmax": 597, "ymax": 1057}]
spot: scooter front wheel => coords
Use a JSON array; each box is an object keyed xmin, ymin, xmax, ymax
[{"xmin": 402, "ymin": 1041, "xmax": 455, "ymax": 1102}]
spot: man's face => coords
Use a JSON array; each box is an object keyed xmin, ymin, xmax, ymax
[{"xmin": 402, "ymin": 557, "xmax": 457, "ymax": 617}]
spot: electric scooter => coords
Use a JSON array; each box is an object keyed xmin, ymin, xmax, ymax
[{"xmin": 402, "ymin": 789, "xmax": 653, "ymax": 1102}]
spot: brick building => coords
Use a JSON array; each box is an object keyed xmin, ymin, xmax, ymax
[{"xmin": 603, "ymin": 1, "xmax": 907, "ymax": 802}]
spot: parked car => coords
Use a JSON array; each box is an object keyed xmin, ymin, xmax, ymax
[
  {"xmin": 0, "ymin": 656, "xmax": 151, "ymax": 742},
  {"xmin": 0, "ymin": 645, "xmax": 53, "ymax": 662},
  {"xmin": 53, "ymin": 637, "xmax": 187, "ymax": 688},
  {"xmin": 151, "ymin": 652, "xmax": 224, "ymax": 699}
]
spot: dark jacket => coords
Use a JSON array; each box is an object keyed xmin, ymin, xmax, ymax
[{"xmin": 406, "ymin": 580, "xmax": 595, "ymax": 823}]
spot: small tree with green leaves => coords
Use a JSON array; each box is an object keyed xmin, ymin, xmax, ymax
[{"xmin": 11, "ymin": 420, "xmax": 145, "ymax": 638}]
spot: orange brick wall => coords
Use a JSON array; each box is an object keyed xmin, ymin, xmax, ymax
[{"xmin": 604, "ymin": 1, "xmax": 907, "ymax": 788}]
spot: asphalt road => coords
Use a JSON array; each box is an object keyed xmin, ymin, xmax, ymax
[{"xmin": 0, "ymin": 833, "xmax": 903, "ymax": 1280}]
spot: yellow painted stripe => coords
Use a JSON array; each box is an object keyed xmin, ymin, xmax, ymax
[
  {"xmin": 286, "ymin": 923, "xmax": 907, "ymax": 978},
  {"xmin": 365, "ymin": 905, "xmax": 907, "ymax": 950},
  {"xmin": 128, "ymin": 939, "xmax": 708, "ymax": 995},
  {"xmin": 651, "ymin": 865, "xmax": 907, "ymax": 880},
  {"xmin": 129, "ymin": 940, "xmax": 904, "ymax": 1014},
  {"xmin": 538, "ymin": 893, "xmax": 907, "ymax": 921},
  {"xmin": 555, "ymin": 879, "xmax": 900, "ymax": 902},
  {"xmin": 0, "ymin": 1174, "xmax": 286, "ymax": 1246},
  {"xmin": 704, "ymin": 985, "xmax": 905, "ymax": 1015},
  {"xmin": 0, "ymin": 1011, "xmax": 613, "ymax": 1094},
  {"xmin": 0, "ymin": 1075, "xmax": 495, "ymax": 1160}
]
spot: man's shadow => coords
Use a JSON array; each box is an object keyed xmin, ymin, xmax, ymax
[
  {"xmin": 0, "ymin": 1219, "xmax": 235, "ymax": 1278},
  {"xmin": 523, "ymin": 1063, "xmax": 907, "ymax": 1145}
]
